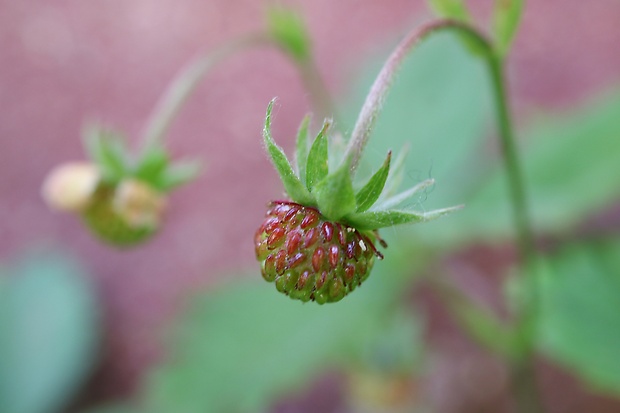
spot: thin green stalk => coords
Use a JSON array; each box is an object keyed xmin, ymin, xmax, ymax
[
  {"xmin": 295, "ymin": 58, "xmax": 339, "ymax": 123},
  {"xmin": 140, "ymin": 33, "xmax": 271, "ymax": 153},
  {"xmin": 344, "ymin": 18, "xmax": 543, "ymax": 413},
  {"xmin": 140, "ymin": 32, "xmax": 335, "ymax": 156}
]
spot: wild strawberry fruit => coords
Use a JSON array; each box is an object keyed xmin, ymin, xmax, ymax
[
  {"xmin": 255, "ymin": 100, "xmax": 462, "ymax": 304},
  {"xmin": 255, "ymin": 200, "xmax": 385, "ymax": 304}
]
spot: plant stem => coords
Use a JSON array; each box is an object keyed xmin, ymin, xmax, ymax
[
  {"xmin": 347, "ymin": 18, "xmax": 543, "ymax": 412},
  {"xmin": 140, "ymin": 33, "xmax": 271, "ymax": 153},
  {"xmin": 488, "ymin": 47, "xmax": 544, "ymax": 413},
  {"xmin": 344, "ymin": 20, "xmax": 490, "ymax": 176},
  {"xmin": 140, "ymin": 32, "xmax": 336, "ymax": 156},
  {"xmin": 295, "ymin": 57, "xmax": 339, "ymax": 122}
]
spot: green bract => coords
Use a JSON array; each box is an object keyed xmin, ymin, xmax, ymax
[
  {"xmin": 83, "ymin": 124, "xmax": 200, "ymax": 192},
  {"xmin": 263, "ymin": 99, "xmax": 463, "ymax": 229}
]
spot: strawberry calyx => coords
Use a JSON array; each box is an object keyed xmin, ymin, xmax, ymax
[
  {"xmin": 258, "ymin": 99, "xmax": 463, "ymax": 303},
  {"xmin": 262, "ymin": 99, "xmax": 463, "ymax": 232}
]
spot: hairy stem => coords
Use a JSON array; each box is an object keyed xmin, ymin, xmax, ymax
[
  {"xmin": 350, "ymin": 18, "xmax": 542, "ymax": 412},
  {"xmin": 344, "ymin": 20, "xmax": 490, "ymax": 175}
]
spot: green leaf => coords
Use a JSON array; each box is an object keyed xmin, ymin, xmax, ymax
[
  {"xmin": 0, "ymin": 249, "xmax": 100, "ymax": 413},
  {"xmin": 314, "ymin": 161, "xmax": 356, "ymax": 221},
  {"xmin": 305, "ymin": 120, "xmax": 330, "ymax": 191},
  {"xmin": 83, "ymin": 125, "xmax": 131, "ymax": 183},
  {"xmin": 156, "ymin": 160, "xmax": 201, "ymax": 191},
  {"xmin": 141, "ymin": 253, "xmax": 423, "ymax": 413},
  {"xmin": 266, "ymin": 6, "xmax": 311, "ymax": 62},
  {"xmin": 355, "ymin": 151, "xmax": 392, "ymax": 213},
  {"xmin": 262, "ymin": 100, "xmax": 314, "ymax": 205},
  {"xmin": 450, "ymin": 91, "xmax": 620, "ymax": 245},
  {"xmin": 374, "ymin": 179, "xmax": 435, "ymax": 211},
  {"xmin": 342, "ymin": 35, "xmax": 493, "ymax": 245},
  {"xmin": 537, "ymin": 241, "xmax": 620, "ymax": 394},
  {"xmin": 493, "ymin": 0, "xmax": 523, "ymax": 57},
  {"xmin": 428, "ymin": 0, "xmax": 471, "ymax": 21},
  {"xmin": 439, "ymin": 280, "xmax": 520, "ymax": 360},
  {"xmin": 294, "ymin": 114, "xmax": 311, "ymax": 183},
  {"xmin": 345, "ymin": 205, "xmax": 463, "ymax": 230}
]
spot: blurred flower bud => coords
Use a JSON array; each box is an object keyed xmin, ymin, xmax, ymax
[
  {"xmin": 41, "ymin": 162, "xmax": 100, "ymax": 212},
  {"xmin": 112, "ymin": 179, "xmax": 167, "ymax": 229}
]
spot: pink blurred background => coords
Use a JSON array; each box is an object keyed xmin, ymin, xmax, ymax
[{"xmin": 2, "ymin": 0, "xmax": 620, "ymax": 411}]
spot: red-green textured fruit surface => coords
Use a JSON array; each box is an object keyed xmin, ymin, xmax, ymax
[
  {"xmin": 81, "ymin": 185, "xmax": 155, "ymax": 246},
  {"xmin": 255, "ymin": 201, "xmax": 384, "ymax": 304}
]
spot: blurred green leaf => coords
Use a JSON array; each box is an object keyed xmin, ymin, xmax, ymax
[
  {"xmin": 537, "ymin": 240, "xmax": 620, "ymax": 394},
  {"xmin": 428, "ymin": 0, "xmax": 471, "ymax": 21},
  {"xmin": 266, "ymin": 6, "xmax": 312, "ymax": 62},
  {"xmin": 141, "ymin": 251, "xmax": 426, "ymax": 413},
  {"xmin": 345, "ymin": 36, "xmax": 620, "ymax": 248},
  {"xmin": 351, "ymin": 307, "xmax": 424, "ymax": 375},
  {"xmin": 451, "ymin": 91, "xmax": 620, "ymax": 245},
  {"xmin": 156, "ymin": 160, "xmax": 202, "ymax": 191},
  {"xmin": 134, "ymin": 146, "xmax": 169, "ymax": 185},
  {"xmin": 0, "ymin": 250, "xmax": 100, "ymax": 413},
  {"xmin": 493, "ymin": 0, "xmax": 523, "ymax": 56},
  {"xmin": 342, "ymin": 34, "xmax": 493, "ymax": 246},
  {"xmin": 83, "ymin": 125, "xmax": 131, "ymax": 183}
]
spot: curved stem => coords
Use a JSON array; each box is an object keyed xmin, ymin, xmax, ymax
[
  {"xmin": 140, "ymin": 33, "xmax": 271, "ymax": 154},
  {"xmin": 344, "ymin": 20, "xmax": 491, "ymax": 175},
  {"xmin": 295, "ymin": 57, "xmax": 339, "ymax": 122},
  {"xmin": 347, "ymin": 18, "xmax": 542, "ymax": 412},
  {"xmin": 140, "ymin": 32, "xmax": 336, "ymax": 156}
]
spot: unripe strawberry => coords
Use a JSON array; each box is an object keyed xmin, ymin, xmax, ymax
[
  {"xmin": 43, "ymin": 125, "xmax": 198, "ymax": 247},
  {"xmin": 82, "ymin": 179, "xmax": 166, "ymax": 246},
  {"xmin": 257, "ymin": 100, "xmax": 462, "ymax": 304},
  {"xmin": 255, "ymin": 201, "xmax": 383, "ymax": 304}
]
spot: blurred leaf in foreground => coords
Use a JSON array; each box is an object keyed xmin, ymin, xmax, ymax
[
  {"xmin": 141, "ymin": 251, "xmax": 425, "ymax": 413},
  {"xmin": 537, "ymin": 240, "xmax": 620, "ymax": 395},
  {"xmin": 344, "ymin": 29, "xmax": 620, "ymax": 248},
  {"xmin": 0, "ymin": 249, "xmax": 100, "ymax": 413},
  {"xmin": 454, "ymin": 91, "xmax": 620, "ymax": 244}
]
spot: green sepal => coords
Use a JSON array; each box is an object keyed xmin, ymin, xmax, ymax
[
  {"xmin": 305, "ymin": 120, "xmax": 331, "ymax": 191},
  {"xmin": 134, "ymin": 146, "xmax": 169, "ymax": 186},
  {"xmin": 263, "ymin": 100, "xmax": 314, "ymax": 205},
  {"xmin": 155, "ymin": 160, "xmax": 202, "ymax": 191},
  {"xmin": 266, "ymin": 6, "xmax": 311, "ymax": 62},
  {"xmin": 374, "ymin": 179, "xmax": 435, "ymax": 210},
  {"xmin": 381, "ymin": 144, "xmax": 409, "ymax": 199},
  {"xmin": 428, "ymin": 0, "xmax": 472, "ymax": 22},
  {"xmin": 344, "ymin": 205, "xmax": 464, "ymax": 230},
  {"xmin": 493, "ymin": 0, "xmax": 523, "ymax": 57},
  {"xmin": 295, "ymin": 115, "xmax": 311, "ymax": 183},
  {"xmin": 83, "ymin": 124, "xmax": 131, "ymax": 184},
  {"xmin": 314, "ymin": 160, "xmax": 356, "ymax": 221},
  {"xmin": 355, "ymin": 151, "xmax": 391, "ymax": 213}
]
